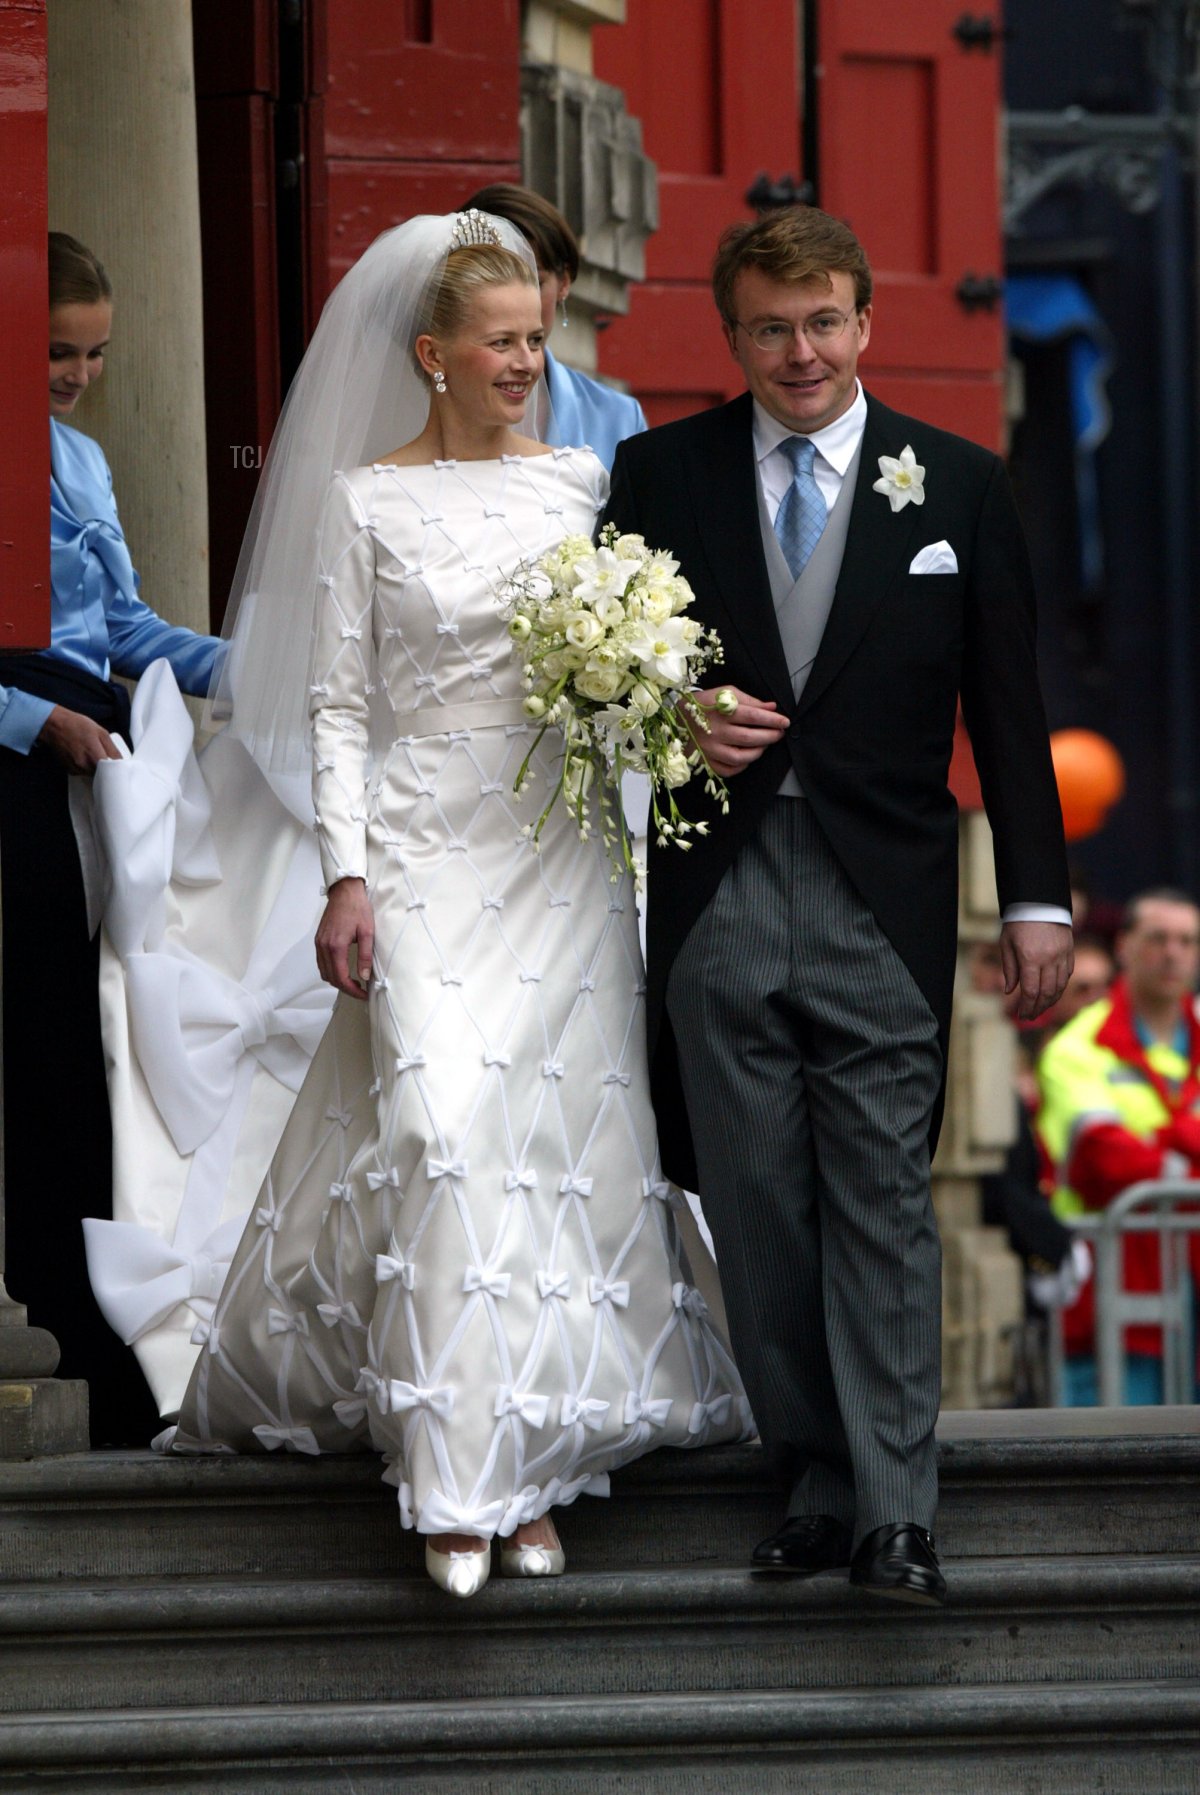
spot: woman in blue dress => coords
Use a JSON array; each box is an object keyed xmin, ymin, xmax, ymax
[
  {"xmin": 0, "ymin": 233, "xmax": 223, "ymax": 1444},
  {"xmin": 464, "ymin": 184, "xmax": 647, "ymax": 471}
]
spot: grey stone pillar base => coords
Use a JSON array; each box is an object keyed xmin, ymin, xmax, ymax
[
  {"xmin": 0, "ymin": 1377, "xmax": 89, "ymax": 1459},
  {"xmin": 0, "ymin": 1304, "xmax": 89, "ymax": 1457}
]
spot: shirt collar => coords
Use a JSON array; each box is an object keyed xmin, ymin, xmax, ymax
[{"xmin": 752, "ymin": 382, "xmax": 868, "ymax": 476}]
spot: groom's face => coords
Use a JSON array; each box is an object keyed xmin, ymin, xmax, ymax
[{"xmin": 725, "ymin": 267, "xmax": 871, "ymax": 436}]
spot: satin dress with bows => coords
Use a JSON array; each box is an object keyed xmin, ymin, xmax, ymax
[
  {"xmin": 171, "ymin": 448, "xmax": 749, "ymax": 1537},
  {"xmin": 0, "ymin": 421, "xmax": 221, "ymax": 1446}
]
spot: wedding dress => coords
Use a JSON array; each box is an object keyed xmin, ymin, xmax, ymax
[{"xmin": 169, "ymin": 447, "xmax": 749, "ymax": 1537}]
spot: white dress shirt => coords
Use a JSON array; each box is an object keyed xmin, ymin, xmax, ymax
[{"xmin": 750, "ymin": 385, "xmax": 1070, "ymax": 930}]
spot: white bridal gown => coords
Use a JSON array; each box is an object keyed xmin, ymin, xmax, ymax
[{"xmin": 171, "ymin": 447, "xmax": 750, "ymax": 1537}]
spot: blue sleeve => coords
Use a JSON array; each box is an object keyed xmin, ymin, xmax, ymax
[
  {"xmin": 630, "ymin": 398, "xmax": 649, "ymax": 436},
  {"xmin": 0, "ymin": 686, "xmax": 55, "ymax": 755},
  {"xmin": 106, "ymin": 571, "xmax": 225, "ymax": 696}
]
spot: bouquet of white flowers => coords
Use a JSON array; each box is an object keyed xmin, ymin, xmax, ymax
[{"xmin": 499, "ymin": 524, "xmax": 729, "ymax": 879}]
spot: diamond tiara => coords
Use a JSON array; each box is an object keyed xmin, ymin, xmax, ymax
[{"xmin": 449, "ymin": 209, "xmax": 504, "ymax": 250}]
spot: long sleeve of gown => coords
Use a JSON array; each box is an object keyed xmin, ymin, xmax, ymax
[{"xmin": 309, "ymin": 473, "xmax": 377, "ymax": 891}]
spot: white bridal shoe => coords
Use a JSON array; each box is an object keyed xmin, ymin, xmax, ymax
[
  {"xmin": 425, "ymin": 1541, "xmax": 491, "ymax": 1598},
  {"xmin": 500, "ymin": 1540, "xmax": 566, "ymax": 1578}
]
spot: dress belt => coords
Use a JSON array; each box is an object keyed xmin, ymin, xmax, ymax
[{"xmin": 390, "ymin": 697, "xmax": 531, "ymax": 739}]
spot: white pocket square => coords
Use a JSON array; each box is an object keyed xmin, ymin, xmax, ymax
[{"xmin": 908, "ymin": 540, "xmax": 958, "ymax": 575}]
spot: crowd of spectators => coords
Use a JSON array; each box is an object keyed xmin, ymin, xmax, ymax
[{"xmin": 976, "ymin": 879, "xmax": 1200, "ymax": 1407}]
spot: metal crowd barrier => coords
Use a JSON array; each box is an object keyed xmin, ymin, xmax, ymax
[{"xmin": 1049, "ymin": 1179, "xmax": 1199, "ymax": 1408}]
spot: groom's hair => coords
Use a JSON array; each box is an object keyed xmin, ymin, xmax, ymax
[{"xmin": 711, "ymin": 207, "xmax": 873, "ymax": 322}]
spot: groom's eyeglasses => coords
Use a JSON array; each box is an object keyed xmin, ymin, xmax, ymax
[{"xmin": 733, "ymin": 310, "xmax": 857, "ymax": 352}]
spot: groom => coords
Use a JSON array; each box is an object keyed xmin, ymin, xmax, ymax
[{"xmin": 604, "ymin": 207, "xmax": 1072, "ymax": 1606}]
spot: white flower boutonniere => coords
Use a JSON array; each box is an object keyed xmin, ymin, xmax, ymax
[{"xmin": 873, "ymin": 445, "xmax": 926, "ymax": 512}]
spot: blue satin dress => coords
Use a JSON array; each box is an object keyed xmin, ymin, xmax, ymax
[{"xmin": 543, "ymin": 348, "xmax": 647, "ymax": 473}]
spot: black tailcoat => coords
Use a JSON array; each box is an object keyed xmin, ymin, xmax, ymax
[{"xmin": 604, "ymin": 391, "xmax": 1070, "ymax": 1191}]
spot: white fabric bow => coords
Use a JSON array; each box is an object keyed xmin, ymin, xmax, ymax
[
  {"xmin": 494, "ymin": 1388, "xmax": 550, "ymax": 1427},
  {"xmin": 126, "ymin": 934, "xmax": 333, "ymax": 1154},
  {"xmin": 537, "ymin": 1270, "xmax": 570, "ymax": 1300},
  {"xmin": 317, "ymin": 1301, "xmax": 364, "ymax": 1329},
  {"xmin": 417, "ymin": 1492, "xmax": 506, "ymax": 1537},
  {"xmin": 267, "ymin": 1308, "xmax": 309, "ymax": 1337},
  {"xmin": 82, "ymin": 1212, "xmax": 247, "ymax": 1345},
  {"xmin": 375, "ymin": 1255, "xmax": 415, "ymax": 1288},
  {"xmin": 464, "ymin": 1266, "xmax": 512, "ymax": 1298},
  {"xmin": 672, "ymin": 1281, "xmax": 710, "ymax": 1318},
  {"xmin": 589, "ymin": 1277, "xmax": 630, "ymax": 1309},
  {"xmin": 388, "ymin": 1381, "xmax": 454, "ymax": 1419},
  {"xmin": 427, "ymin": 1157, "xmax": 468, "ymax": 1181},
  {"xmin": 623, "ymin": 1393, "xmax": 673, "ymax": 1428},
  {"xmin": 561, "ymin": 1395, "xmax": 609, "ymax": 1430},
  {"xmin": 252, "ymin": 1423, "xmax": 320, "ymax": 1455},
  {"xmin": 688, "ymin": 1395, "xmax": 732, "ymax": 1434},
  {"xmin": 366, "ymin": 1167, "xmax": 403, "ymax": 1192},
  {"xmin": 505, "ymin": 1170, "xmax": 537, "ymax": 1192},
  {"xmin": 559, "ymin": 1176, "xmax": 593, "ymax": 1198}
]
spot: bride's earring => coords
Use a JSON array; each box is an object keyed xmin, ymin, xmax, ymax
[
  {"xmin": 559, "ymin": 297, "xmax": 568, "ymax": 330},
  {"xmin": 433, "ymin": 369, "xmax": 447, "ymax": 394}
]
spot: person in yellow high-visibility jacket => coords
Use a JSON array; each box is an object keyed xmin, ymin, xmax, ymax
[{"xmin": 1037, "ymin": 888, "xmax": 1200, "ymax": 1405}]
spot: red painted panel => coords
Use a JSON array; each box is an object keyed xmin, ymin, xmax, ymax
[
  {"xmin": 325, "ymin": 0, "xmax": 520, "ymax": 161},
  {"xmin": 860, "ymin": 372, "xmax": 1004, "ymax": 453},
  {"xmin": 326, "ymin": 159, "xmax": 522, "ymax": 283},
  {"xmin": 594, "ymin": 0, "xmax": 801, "ymax": 410},
  {"xmin": 816, "ymin": 0, "xmax": 1005, "ymax": 428},
  {"xmin": 0, "ymin": 0, "xmax": 49, "ymax": 651}
]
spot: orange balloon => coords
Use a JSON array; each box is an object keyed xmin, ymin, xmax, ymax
[
  {"xmin": 1050, "ymin": 730, "xmax": 1126, "ymax": 829},
  {"xmin": 1058, "ymin": 796, "xmax": 1107, "ymax": 842}
]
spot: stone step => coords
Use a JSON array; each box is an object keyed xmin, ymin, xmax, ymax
[
  {"xmin": 1, "ymin": 1411, "xmax": 1197, "ymax": 1584},
  {"xmin": 1, "ymin": 1683, "xmax": 1197, "ymax": 1794},
  {"xmin": 0, "ymin": 1558, "xmax": 1196, "ymax": 1716}
]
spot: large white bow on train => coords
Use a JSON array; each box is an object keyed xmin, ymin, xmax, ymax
[
  {"xmin": 82, "ymin": 1211, "xmax": 249, "ymax": 1345},
  {"xmin": 126, "ymin": 934, "xmax": 332, "ymax": 1155}
]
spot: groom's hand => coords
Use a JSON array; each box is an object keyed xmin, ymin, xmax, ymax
[
  {"xmin": 683, "ymin": 686, "xmax": 790, "ymax": 776},
  {"xmin": 1000, "ymin": 920, "xmax": 1074, "ymax": 1021}
]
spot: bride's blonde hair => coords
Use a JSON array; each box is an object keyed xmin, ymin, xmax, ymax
[{"xmin": 416, "ymin": 244, "xmax": 537, "ymax": 376}]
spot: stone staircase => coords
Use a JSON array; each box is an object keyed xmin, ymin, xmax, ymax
[{"xmin": 0, "ymin": 1408, "xmax": 1196, "ymax": 1792}]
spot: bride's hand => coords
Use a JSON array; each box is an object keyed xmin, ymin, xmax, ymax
[{"xmin": 316, "ymin": 877, "xmax": 375, "ymax": 999}]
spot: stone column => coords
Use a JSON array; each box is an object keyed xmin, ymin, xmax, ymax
[
  {"xmin": 47, "ymin": 0, "xmax": 210, "ymax": 638},
  {"xmin": 521, "ymin": 0, "xmax": 656, "ymax": 380},
  {"xmin": 932, "ymin": 810, "xmax": 1025, "ymax": 1408}
]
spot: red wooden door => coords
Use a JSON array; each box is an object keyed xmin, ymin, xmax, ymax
[
  {"xmin": 0, "ymin": 0, "xmax": 48, "ymax": 651},
  {"xmin": 815, "ymin": 0, "xmax": 1005, "ymax": 449},
  {"xmin": 594, "ymin": 0, "xmax": 803, "ymax": 424},
  {"xmin": 322, "ymin": 0, "xmax": 521, "ymax": 288}
]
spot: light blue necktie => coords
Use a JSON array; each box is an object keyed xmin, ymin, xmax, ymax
[{"xmin": 773, "ymin": 436, "xmax": 827, "ymax": 579}]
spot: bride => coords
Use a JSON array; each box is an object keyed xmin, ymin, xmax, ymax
[{"xmin": 167, "ymin": 211, "xmax": 749, "ymax": 1595}]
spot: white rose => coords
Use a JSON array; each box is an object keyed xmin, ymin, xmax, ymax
[
  {"xmin": 629, "ymin": 681, "xmax": 662, "ymax": 718},
  {"xmin": 575, "ymin": 666, "xmax": 623, "ymax": 702},
  {"xmin": 507, "ymin": 614, "xmax": 532, "ymax": 641},
  {"xmin": 661, "ymin": 744, "xmax": 692, "ymax": 789},
  {"xmin": 564, "ymin": 611, "xmax": 606, "ymax": 651},
  {"xmin": 522, "ymin": 693, "xmax": 547, "ymax": 719},
  {"xmin": 594, "ymin": 595, "xmax": 626, "ymax": 628},
  {"xmin": 641, "ymin": 590, "xmax": 673, "ymax": 626},
  {"xmin": 615, "ymin": 533, "xmax": 647, "ymax": 558}
]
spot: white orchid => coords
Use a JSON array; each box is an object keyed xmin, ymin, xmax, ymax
[
  {"xmin": 629, "ymin": 617, "xmax": 692, "ymax": 686},
  {"xmin": 873, "ymin": 444, "xmax": 926, "ymax": 512},
  {"xmin": 572, "ymin": 545, "xmax": 643, "ymax": 604}
]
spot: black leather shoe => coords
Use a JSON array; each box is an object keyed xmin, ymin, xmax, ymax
[
  {"xmin": 849, "ymin": 1523, "xmax": 946, "ymax": 1607},
  {"xmin": 751, "ymin": 1514, "xmax": 853, "ymax": 1575}
]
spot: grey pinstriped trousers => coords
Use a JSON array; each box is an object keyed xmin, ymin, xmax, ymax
[{"xmin": 666, "ymin": 800, "xmax": 943, "ymax": 1543}]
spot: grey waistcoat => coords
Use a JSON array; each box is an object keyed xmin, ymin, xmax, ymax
[{"xmin": 756, "ymin": 438, "xmax": 863, "ymax": 795}]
